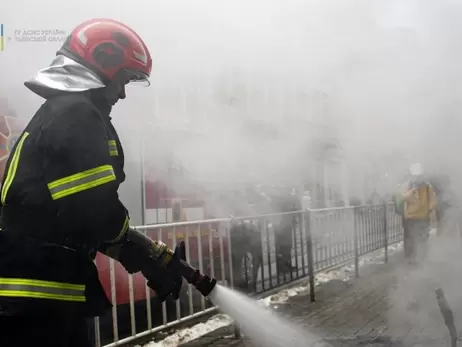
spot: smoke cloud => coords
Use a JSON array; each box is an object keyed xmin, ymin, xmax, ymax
[
  {"xmin": 2, "ymin": 0, "xmax": 462, "ymax": 209},
  {"xmin": 4, "ymin": 0, "xmax": 462, "ymax": 339}
]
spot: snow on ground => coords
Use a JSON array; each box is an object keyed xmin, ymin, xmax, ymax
[
  {"xmin": 141, "ymin": 241, "xmax": 403, "ymax": 347},
  {"xmin": 265, "ymin": 241, "xmax": 403, "ymax": 307},
  {"xmin": 140, "ymin": 314, "xmax": 233, "ymax": 347}
]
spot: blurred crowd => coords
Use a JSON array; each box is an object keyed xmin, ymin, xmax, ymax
[{"xmin": 214, "ymin": 161, "xmax": 462, "ymax": 277}]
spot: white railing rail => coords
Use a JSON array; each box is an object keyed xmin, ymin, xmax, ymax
[{"xmin": 93, "ymin": 203, "xmax": 403, "ymax": 347}]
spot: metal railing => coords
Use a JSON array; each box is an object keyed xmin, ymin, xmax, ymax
[{"xmin": 93, "ymin": 202, "xmax": 403, "ymax": 347}]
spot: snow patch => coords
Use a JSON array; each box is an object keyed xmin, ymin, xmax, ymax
[
  {"xmin": 140, "ymin": 314, "xmax": 233, "ymax": 347},
  {"xmin": 142, "ymin": 241, "xmax": 403, "ymax": 346},
  {"xmin": 263, "ymin": 241, "xmax": 403, "ymax": 307},
  {"xmin": 264, "ymin": 284, "xmax": 310, "ymax": 306}
]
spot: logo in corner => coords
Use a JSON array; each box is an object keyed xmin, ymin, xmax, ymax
[{"xmin": 0, "ymin": 24, "xmax": 4, "ymax": 51}]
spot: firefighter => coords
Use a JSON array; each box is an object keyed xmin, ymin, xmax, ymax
[
  {"xmin": 400, "ymin": 163, "xmax": 437, "ymax": 264},
  {"xmin": 0, "ymin": 19, "xmax": 186, "ymax": 347}
]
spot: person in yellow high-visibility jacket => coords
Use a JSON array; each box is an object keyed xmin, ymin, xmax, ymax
[{"xmin": 401, "ymin": 163, "xmax": 437, "ymax": 264}]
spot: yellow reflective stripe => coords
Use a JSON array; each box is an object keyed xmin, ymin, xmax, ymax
[
  {"xmin": 1, "ymin": 132, "xmax": 30, "ymax": 204},
  {"xmin": 48, "ymin": 165, "xmax": 116, "ymax": 200},
  {"xmin": 0, "ymin": 278, "xmax": 85, "ymax": 290},
  {"xmin": 0, "ymin": 278, "xmax": 86, "ymax": 302},
  {"xmin": 108, "ymin": 140, "xmax": 118, "ymax": 156},
  {"xmin": 112, "ymin": 214, "xmax": 130, "ymax": 243},
  {"xmin": 0, "ymin": 291, "xmax": 85, "ymax": 302}
]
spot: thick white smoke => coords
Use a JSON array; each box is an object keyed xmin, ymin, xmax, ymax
[{"xmin": 2, "ymin": 0, "xmax": 462, "ymax": 210}]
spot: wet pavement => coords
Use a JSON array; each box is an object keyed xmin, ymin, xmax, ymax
[{"xmin": 178, "ymin": 237, "xmax": 462, "ymax": 347}]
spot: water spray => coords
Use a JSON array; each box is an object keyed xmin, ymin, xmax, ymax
[
  {"xmin": 164, "ymin": 254, "xmax": 328, "ymax": 346},
  {"xmin": 209, "ymin": 285, "xmax": 328, "ymax": 347}
]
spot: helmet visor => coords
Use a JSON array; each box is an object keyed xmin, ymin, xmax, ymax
[{"xmin": 124, "ymin": 69, "xmax": 150, "ymax": 87}]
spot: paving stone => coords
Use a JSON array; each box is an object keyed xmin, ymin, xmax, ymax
[{"xmin": 178, "ymin": 252, "xmax": 456, "ymax": 347}]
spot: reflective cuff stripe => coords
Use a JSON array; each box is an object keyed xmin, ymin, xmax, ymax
[
  {"xmin": 0, "ymin": 278, "xmax": 86, "ymax": 302},
  {"xmin": 48, "ymin": 165, "xmax": 116, "ymax": 200},
  {"xmin": 1, "ymin": 132, "xmax": 30, "ymax": 204},
  {"xmin": 108, "ymin": 140, "xmax": 118, "ymax": 156},
  {"xmin": 111, "ymin": 214, "xmax": 130, "ymax": 243}
]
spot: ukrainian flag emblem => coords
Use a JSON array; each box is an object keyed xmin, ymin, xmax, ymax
[{"xmin": 0, "ymin": 24, "xmax": 4, "ymax": 51}]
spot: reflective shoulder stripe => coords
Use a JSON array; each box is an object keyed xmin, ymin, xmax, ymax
[
  {"xmin": 1, "ymin": 132, "xmax": 30, "ymax": 204},
  {"xmin": 48, "ymin": 164, "xmax": 116, "ymax": 200},
  {"xmin": 108, "ymin": 140, "xmax": 118, "ymax": 156},
  {"xmin": 0, "ymin": 278, "xmax": 86, "ymax": 302}
]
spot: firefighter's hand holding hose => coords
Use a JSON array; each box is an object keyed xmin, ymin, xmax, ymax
[
  {"xmin": 140, "ymin": 241, "xmax": 185, "ymax": 302},
  {"xmin": 101, "ymin": 227, "xmax": 217, "ymax": 303}
]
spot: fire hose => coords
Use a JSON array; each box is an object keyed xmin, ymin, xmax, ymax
[
  {"xmin": 111, "ymin": 228, "xmax": 217, "ymax": 302},
  {"xmin": 143, "ymin": 239, "xmax": 217, "ymax": 302},
  {"xmin": 168, "ymin": 254, "xmax": 217, "ymax": 298}
]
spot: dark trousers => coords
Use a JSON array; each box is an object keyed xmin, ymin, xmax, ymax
[
  {"xmin": 403, "ymin": 219, "xmax": 430, "ymax": 262},
  {"xmin": 0, "ymin": 315, "xmax": 93, "ymax": 347}
]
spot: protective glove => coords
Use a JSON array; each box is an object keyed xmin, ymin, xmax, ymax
[
  {"xmin": 102, "ymin": 228, "xmax": 194, "ymax": 302},
  {"xmin": 142, "ymin": 241, "xmax": 187, "ymax": 303}
]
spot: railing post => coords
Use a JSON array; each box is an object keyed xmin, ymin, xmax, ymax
[
  {"xmin": 383, "ymin": 203, "xmax": 388, "ymax": 263},
  {"xmin": 227, "ymin": 219, "xmax": 241, "ymax": 339},
  {"xmin": 92, "ymin": 258, "xmax": 101, "ymax": 347},
  {"xmin": 306, "ymin": 210, "xmax": 316, "ymax": 302},
  {"xmin": 354, "ymin": 206, "xmax": 359, "ymax": 278},
  {"xmin": 92, "ymin": 309, "xmax": 101, "ymax": 347}
]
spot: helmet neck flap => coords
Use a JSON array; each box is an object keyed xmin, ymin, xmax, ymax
[{"xmin": 24, "ymin": 54, "xmax": 106, "ymax": 99}]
